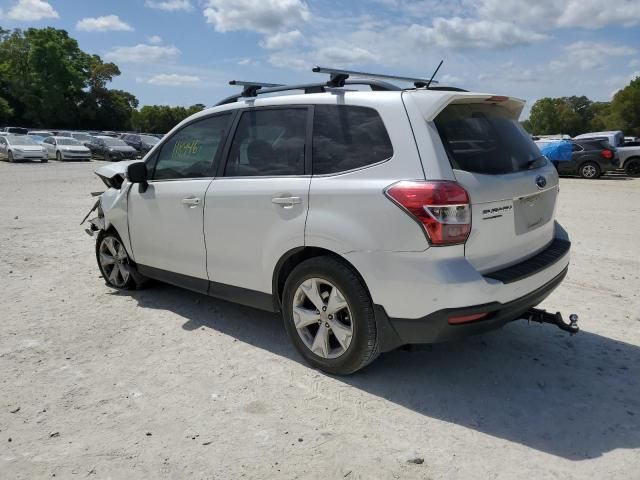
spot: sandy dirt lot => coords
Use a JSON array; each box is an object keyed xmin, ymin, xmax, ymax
[{"xmin": 1, "ymin": 160, "xmax": 639, "ymax": 479}]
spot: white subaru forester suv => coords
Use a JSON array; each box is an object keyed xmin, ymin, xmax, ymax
[{"xmin": 85, "ymin": 69, "xmax": 574, "ymax": 374}]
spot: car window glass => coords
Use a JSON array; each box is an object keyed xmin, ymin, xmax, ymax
[
  {"xmin": 224, "ymin": 108, "xmax": 307, "ymax": 177},
  {"xmin": 152, "ymin": 114, "xmax": 232, "ymax": 180},
  {"xmin": 312, "ymin": 105, "xmax": 393, "ymax": 175}
]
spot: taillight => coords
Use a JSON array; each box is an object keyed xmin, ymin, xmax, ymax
[
  {"xmin": 600, "ymin": 149, "xmax": 614, "ymax": 160},
  {"xmin": 385, "ymin": 180, "xmax": 471, "ymax": 246}
]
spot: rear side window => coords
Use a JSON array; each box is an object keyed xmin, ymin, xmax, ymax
[
  {"xmin": 312, "ymin": 105, "xmax": 393, "ymax": 175},
  {"xmin": 434, "ymin": 103, "xmax": 545, "ymax": 174},
  {"xmin": 152, "ymin": 114, "xmax": 232, "ymax": 180},
  {"xmin": 224, "ymin": 108, "xmax": 307, "ymax": 177}
]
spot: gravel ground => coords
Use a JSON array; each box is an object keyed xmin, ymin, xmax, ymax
[{"xmin": 1, "ymin": 160, "xmax": 639, "ymax": 479}]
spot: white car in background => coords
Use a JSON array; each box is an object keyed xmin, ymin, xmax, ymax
[
  {"xmin": 0, "ymin": 134, "xmax": 48, "ymax": 162},
  {"xmin": 42, "ymin": 136, "xmax": 91, "ymax": 161}
]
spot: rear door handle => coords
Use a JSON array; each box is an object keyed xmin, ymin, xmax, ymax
[
  {"xmin": 272, "ymin": 196, "xmax": 301, "ymax": 208},
  {"xmin": 182, "ymin": 197, "xmax": 201, "ymax": 207}
]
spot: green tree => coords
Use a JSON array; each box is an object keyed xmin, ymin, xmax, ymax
[
  {"xmin": 0, "ymin": 26, "xmax": 139, "ymax": 130},
  {"xmin": 528, "ymin": 96, "xmax": 593, "ymax": 136},
  {"xmin": 609, "ymin": 76, "xmax": 640, "ymax": 136},
  {"xmin": 132, "ymin": 103, "xmax": 206, "ymax": 133},
  {"xmin": 0, "ymin": 96, "xmax": 13, "ymax": 124}
]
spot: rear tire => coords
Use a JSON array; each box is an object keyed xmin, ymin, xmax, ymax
[
  {"xmin": 625, "ymin": 158, "xmax": 640, "ymax": 178},
  {"xmin": 56, "ymin": 151, "xmax": 62, "ymax": 162},
  {"xmin": 579, "ymin": 161, "xmax": 600, "ymax": 179},
  {"xmin": 282, "ymin": 256, "xmax": 379, "ymax": 375}
]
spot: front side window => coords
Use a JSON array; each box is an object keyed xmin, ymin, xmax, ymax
[
  {"xmin": 224, "ymin": 108, "xmax": 307, "ymax": 177},
  {"xmin": 312, "ymin": 105, "xmax": 393, "ymax": 175},
  {"xmin": 152, "ymin": 114, "xmax": 232, "ymax": 180}
]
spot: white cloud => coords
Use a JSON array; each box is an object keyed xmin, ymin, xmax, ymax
[
  {"xmin": 148, "ymin": 35, "xmax": 163, "ymax": 44},
  {"xmin": 145, "ymin": 0, "xmax": 193, "ymax": 11},
  {"xmin": 316, "ymin": 46, "xmax": 378, "ymax": 66},
  {"xmin": 105, "ymin": 44, "xmax": 180, "ymax": 63},
  {"xmin": 268, "ymin": 52, "xmax": 310, "ymax": 71},
  {"xmin": 203, "ymin": 0, "xmax": 310, "ymax": 33},
  {"xmin": 260, "ymin": 30, "xmax": 304, "ymax": 49},
  {"xmin": 550, "ymin": 41, "xmax": 636, "ymax": 71},
  {"xmin": 238, "ymin": 58, "xmax": 259, "ymax": 65},
  {"xmin": 475, "ymin": 0, "xmax": 640, "ymax": 29},
  {"xmin": 76, "ymin": 15, "xmax": 133, "ymax": 32},
  {"xmin": 4, "ymin": 0, "xmax": 58, "ymax": 21},
  {"xmin": 143, "ymin": 74, "xmax": 201, "ymax": 86},
  {"xmin": 629, "ymin": 59, "xmax": 640, "ymax": 68},
  {"xmin": 408, "ymin": 17, "xmax": 547, "ymax": 49}
]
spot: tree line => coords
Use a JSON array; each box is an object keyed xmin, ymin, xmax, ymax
[
  {"xmin": 521, "ymin": 77, "xmax": 640, "ymax": 137},
  {"xmin": 0, "ymin": 27, "xmax": 204, "ymax": 133}
]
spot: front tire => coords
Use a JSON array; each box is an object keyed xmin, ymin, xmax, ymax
[
  {"xmin": 282, "ymin": 256, "xmax": 378, "ymax": 375},
  {"xmin": 96, "ymin": 231, "xmax": 137, "ymax": 290},
  {"xmin": 625, "ymin": 159, "xmax": 640, "ymax": 178},
  {"xmin": 8, "ymin": 151, "xmax": 14, "ymax": 162},
  {"xmin": 56, "ymin": 151, "xmax": 62, "ymax": 162},
  {"xmin": 579, "ymin": 161, "xmax": 600, "ymax": 179},
  {"xmin": 41, "ymin": 159, "xmax": 48, "ymax": 163}
]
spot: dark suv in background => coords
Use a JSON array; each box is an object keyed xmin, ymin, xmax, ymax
[
  {"xmin": 555, "ymin": 138, "xmax": 618, "ymax": 179},
  {"xmin": 121, "ymin": 134, "xmax": 160, "ymax": 158}
]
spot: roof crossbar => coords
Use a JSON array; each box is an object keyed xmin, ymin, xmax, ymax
[
  {"xmin": 312, "ymin": 66, "xmax": 438, "ymax": 88},
  {"xmin": 216, "ymin": 79, "xmax": 400, "ymax": 106},
  {"xmin": 229, "ymin": 80, "xmax": 284, "ymax": 98}
]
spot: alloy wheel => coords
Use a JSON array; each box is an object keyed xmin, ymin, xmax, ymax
[
  {"xmin": 582, "ymin": 164, "xmax": 597, "ymax": 178},
  {"xmin": 292, "ymin": 278, "xmax": 354, "ymax": 359},
  {"xmin": 99, "ymin": 236, "xmax": 131, "ymax": 288}
]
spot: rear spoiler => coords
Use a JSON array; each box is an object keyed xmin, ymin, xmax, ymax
[{"xmin": 404, "ymin": 91, "xmax": 526, "ymax": 121}]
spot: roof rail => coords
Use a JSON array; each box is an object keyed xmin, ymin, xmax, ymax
[
  {"xmin": 228, "ymin": 80, "xmax": 285, "ymax": 98},
  {"xmin": 216, "ymin": 79, "xmax": 401, "ymax": 106},
  {"xmin": 312, "ymin": 66, "xmax": 438, "ymax": 88}
]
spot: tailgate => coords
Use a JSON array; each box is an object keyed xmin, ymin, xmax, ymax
[{"xmin": 431, "ymin": 97, "xmax": 559, "ymax": 273}]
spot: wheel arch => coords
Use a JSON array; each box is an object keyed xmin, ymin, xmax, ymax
[{"xmin": 272, "ymin": 246, "xmax": 372, "ymax": 312}]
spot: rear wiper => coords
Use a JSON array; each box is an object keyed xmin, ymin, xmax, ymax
[{"xmin": 526, "ymin": 155, "xmax": 546, "ymax": 170}]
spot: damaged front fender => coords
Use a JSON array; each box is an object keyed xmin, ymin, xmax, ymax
[{"xmin": 82, "ymin": 161, "xmax": 139, "ymax": 261}]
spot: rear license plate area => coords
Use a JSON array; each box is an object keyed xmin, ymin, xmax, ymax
[{"xmin": 513, "ymin": 188, "xmax": 555, "ymax": 235}]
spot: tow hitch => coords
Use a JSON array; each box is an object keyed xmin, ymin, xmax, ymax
[{"xmin": 525, "ymin": 308, "xmax": 579, "ymax": 335}]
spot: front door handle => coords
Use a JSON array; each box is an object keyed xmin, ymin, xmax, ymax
[
  {"xmin": 182, "ymin": 197, "xmax": 201, "ymax": 207},
  {"xmin": 272, "ymin": 196, "xmax": 301, "ymax": 208}
]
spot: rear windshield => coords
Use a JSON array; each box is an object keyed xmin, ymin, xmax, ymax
[{"xmin": 434, "ymin": 103, "xmax": 545, "ymax": 174}]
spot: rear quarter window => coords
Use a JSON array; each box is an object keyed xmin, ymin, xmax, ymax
[
  {"xmin": 312, "ymin": 105, "xmax": 393, "ymax": 175},
  {"xmin": 434, "ymin": 103, "xmax": 545, "ymax": 174}
]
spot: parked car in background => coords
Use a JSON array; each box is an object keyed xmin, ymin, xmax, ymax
[
  {"xmin": 28, "ymin": 130, "xmax": 54, "ymax": 137},
  {"xmin": 42, "ymin": 136, "xmax": 91, "ymax": 161},
  {"xmin": 574, "ymin": 130, "xmax": 624, "ymax": 148},
  {"xmin": 89, "ymin": 136, "xmax": 138, "ymax": 161},
  {"xmin": 617, "ymin": 144, "xmax": 640, "ymax": 177},
  {"xmin": 121, "ymin": 133, "xmax": 160, "ymax": 157},
  {"xmin": 29, "ymin": 135, "xmax": 46, "ymax": 144},
  {"xmin": 0, "ymin": 134, "xmax": 48, "ymax": 162},
  {"xmin": 68, "ymin": 132, "xmax": 96, "ymax": 147},
  {"xmin": 1, "ymin": 126, "xmax": 29, "ymax": 135},
  {"xmin": 552, "ymin": 139, "xmax": 619, "ymax": 178}
]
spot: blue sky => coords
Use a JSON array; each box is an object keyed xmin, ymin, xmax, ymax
[{"xmin": 1, "ymin": 0, "xmax": 639, "ymax": 117}]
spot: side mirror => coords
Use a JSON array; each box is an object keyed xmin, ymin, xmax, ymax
[{"xmin": 127, "ymin": 162, "xmax": 149, "ymax": 192}]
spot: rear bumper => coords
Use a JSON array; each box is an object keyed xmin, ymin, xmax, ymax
[{"xmin": 374, "ymin": 266, "xmax": 568, "ymax": 351}]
